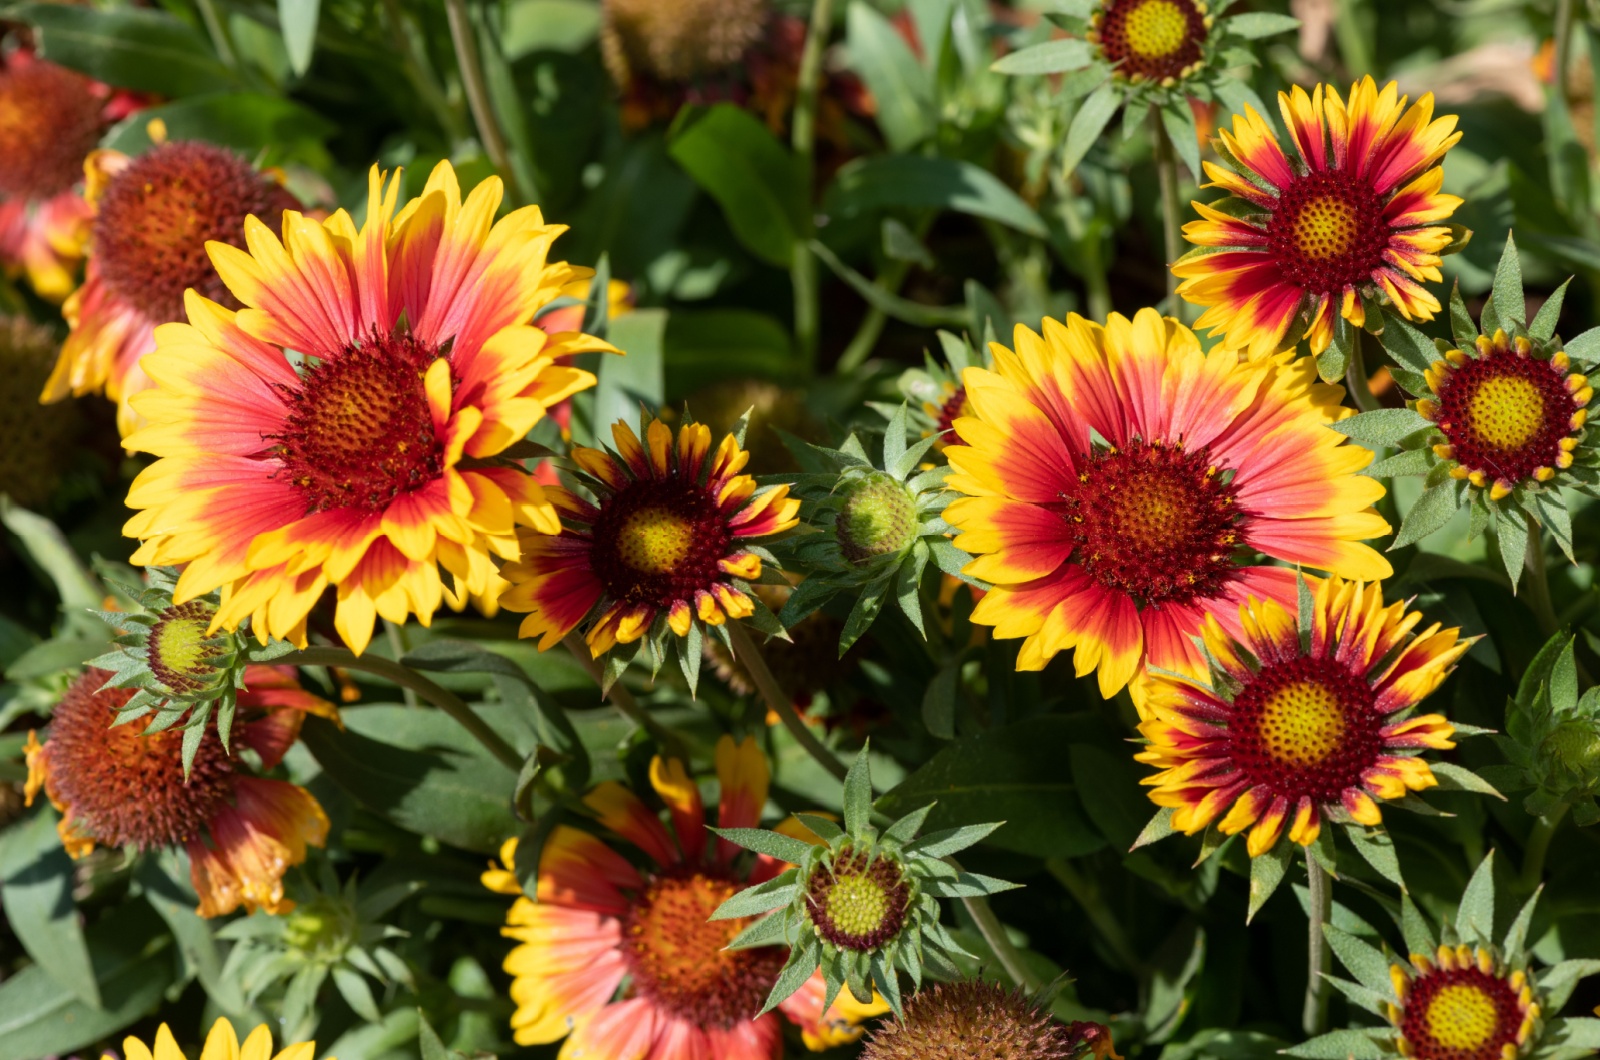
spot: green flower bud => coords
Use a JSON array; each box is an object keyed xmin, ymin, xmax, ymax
[{"xmin": 837, "ymin": 472, "xmax": 918, "ymax": 565}]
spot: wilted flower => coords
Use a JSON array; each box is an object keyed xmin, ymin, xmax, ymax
[{"xmin": 862, "ymin": 979, "xmax": 1119, "ymax": 1060}]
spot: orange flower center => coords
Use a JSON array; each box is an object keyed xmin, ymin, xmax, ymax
[
  {"xmin": 271, "ymin": 331, "xmax": 447, "ymax": 515},
  {"xmin": 37, "ymin": 670, "xmax": 236, "ymax": 849},
  {"xmin": 1224, "ymin": 656, "xmax": 1384, "ymax": 802},
  {"xmin": 93, "ymin": 142, "xmax": 300, "ymax": 324},
  {"xmin": 1435, "ymin": 350, "xmax": 1576, "ymax": 485},
  {"xmin": 1096, "ymin": 0, "xmax": 1207, "ymax": 80},
  {"xmin": 1265, "ymin": 172, "xmax": 1391, "ymax": 295},
  {"xmin": 621, "ymin": 870, "xmax": 787, "ymax": 1028},
  {"xmin": 0, "ymin": 58, "xmax": 103, "ymax": 201},
  {"xmin": 1053, "ymin": 439, "xmax": 1242, "ymax": 607},
  {"xmin": 590, "ymin": 478, "xmax": 733, "ymax": 608},
  {"xmin": 805, "ymin": 844, "xmax": 912, "ymax": 952},
  {"xmin": 1399, "ymin": 965, "xmax": 1524, "ymax": 1060}
]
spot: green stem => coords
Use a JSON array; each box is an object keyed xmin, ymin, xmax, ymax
[
  {"xmin": 1523, "ymin": 514, "xmax": 1562, "ymax": 637},
  {"xmin": 727, "ymin": 622, "xmax": 848, "ymax": 781},
  {"xmin": 561, "ymin": 634, "xmax": 681, "ymax": 753},
  {"xmin": 1151, "ymin": 110, "xmax": 1186, "ymax": 321},
  {"xmin": 281, "ymin": 646, "xmax": 523, "ymax": 771},
  {"xmin": 1046, "ymin": 858, "xmax": 1143, "ymax": 974},
  {"xmin": 381, "ymin": 0, "xmax": 469, "ymax": 143},
  {"xmin": 1520, "ymin": 804, "xmax": 1569, "ymax": 891},
  {"xmin": 1332, "ymin": 0, "xmax": 1373, "ymax": 79},
  {"xmin": 1302, "ymin": 854, "xmax": 1332, "ymax": 1037},
  {"xmin": 443, "ymin": 0, "xmax": 525, "ymax": 204},
  {"xmin": 952, "ymin": 856, "xmax": 1043, "ymax": 993},
  {"xmin": 194, "ymin": 0, "xmax": 238, "ymax": 68},
  {"xmin": 790, "ymin": 0, "xmax": 836, "ymax": 375},
  {"xmin": 836, "ymin": 261, "xmax": 913, "ymax": 373},
  {"xmin": 1345, "ymin": 332, "xmax": 1381, "ymax": 413},
  {"xmin": 1555, "ymin": 0, "xmax": 1575, "ymax": 105},
  {"xmin": 383, "ymin": 620, "xmax": 418, "ymax": 709}
]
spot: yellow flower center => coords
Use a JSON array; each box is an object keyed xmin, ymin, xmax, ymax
[
  {"xmin": 1464, "ymin": 375, "xmax": 1544, "ymax": 451},
  {"xmin": 1124, "ymin": 0, "xmax": 1190, "ymax": 58},
  {"xmin": 825, "ymin": 873, "xmax": 892, "ymax": 938},
  {"xmin": 618, "ymin": 506, "xmax": 696, "ymax": 574},
  {"xmin": 1259, "ymin": 679, "xmax": 1347, "ymax": 768},
  {"xmin": 152, "ymin": 617, "xmax": 211, "ymax": 678},
  {"xmin": 1424, "ymin": 983, "xmax": 1501, "ymax": 1051},
  {"xmin": 1293, "ymin": 195, "xmax": 1360, "ymax": 261}
]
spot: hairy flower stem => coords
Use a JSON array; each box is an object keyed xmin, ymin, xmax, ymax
[
  {"xmin": 1555, "ymin": 0, "xmax": 1575, "ymax": 105},
  {"xmin": 952, "ymin": 855, "xmax": 1043, "ymax": 992},
  {"xmin": 1345, "ymin": 333, "xmax": 1381, "ymax": 413},
  {"xmin": 444, "ymin": 0, "xmax": 525, "ymax": 205},
  {"xmin": 727, "ymin": 622, "xmax": 848, "ymax": 781},
  {"xmin": 1523, "ymin": 515, "xmax": 1562, "ymax": 637},
  {"xmin": 790, "ymin": 0, "xmax": 836, "ymax": 374},
  {"xmin": 1151, "ymin": 110, "xmax": 1187, "ymax": 322},
  {"xmin": 1520, "ymin": 804, "xmax": 1569, "ymax": 891},
  {"xmin": 560, "ymin": 633, "xmax": 681, "ymax": 753},
  {"xmin": 281, "ymin": 645, "xmax": 524, "ymax": 771},
  {"xmin": 1303, "ymin": 854, "xmax": 1332, "ymax": 1037}
]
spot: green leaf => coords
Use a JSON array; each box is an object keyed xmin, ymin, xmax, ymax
[
  {"xmin": 300, "ymin": 708, "xmax": 519, "ymax": 854},
  {"xmin": 843, "ymin": 744, "xmax": 874, "ymax": 835},
  {"xmin": 845, "ymin": 1, "xmax": 932, "ymax": 151},
  {"xmin": 1392, "ymin": 481, "xmax": 1461, "ymax": 550},
  {"xmin": 991, "ymin": 38, "xmax": 1095, "ymax": 74},
  {"xmin": 711, "ymin": 827, "xmax": 818, "ymax": 864},
  {"xmin": 102, "ymin": 93, "xmax": 334, "ymax": 157},
  {"xmin": 879, "ymin": 714, "xmax": 1106, "ymax": 858},
  {"xmin": 839, "ymin": 577, "xmax": 890, "ymax": 654},
  {"xmin": 0, "ymin": 809, "xmax": 99, "ymax": 1008},
  {"xmin": 759, "ymin": 935, "xmax": 821, "ymax": 1015},
  {"xmin": 1450, "ymin": 283, "xmax": 1478, "ymax": 349},
  {"xmin": 908, "ymin": 822, "xmax": 1002, "ymax": 858},
  {"xmin": 1061, "ymin": 81, "xmax": 1120, "ymax": 177},
  {"xmin": 709, "ymin": 873, "xmax": 799, "ymax": 921},
  {"xmin": 1566, "ymin": 326, "xmax": 1600, "ymax": 366},
  {"xmin": 880, "ymin": 805, "xmax": 931, "ymax": 845},
  {"xmin": 1496, "ymin": 511, "xmax": 1529, "ymax": 592},
  {"xmin": 727, "ymin": 909, "xmax": 794, "ymax": 950},
  {"xmin": 1131, "ymin": 807, "xmax": 1177, "ymax": 849},
  {"xmin": 1226, "ymin": 11, "xmax": 1301, "ymax": 37},
  {"xmin": 1503, "ymin": 887, "xmax": 1541, "ymax": 962},
  {"xmin": 418, "ymin": 1013, "xmax": 464, "ymax": 1060},
  {"xmin": 1531, "ymin": 278, "xmax": 1571, "ymax": 341},
  {"xmin": 1455, "ymin": 851, "xmax": 1496, "ymax": 945},
  {"xmin": 1284, "ymin": 1030, "xmax": 1387, "ymax": 1059},
  {"xmin": 1400, "ymin": 895, "xmax": 1436, "ymax": 956},
  {"xmin": 1362, "ymin": 448, "xmax": 1433, "ymax": 478},
  {"xmin": 1492, "ymin": 233, "xmax": 1526, "ymax": 329},
  {"xmin": 829, "ymin": 155, "xmax": 1047, "ymax": 237},
  {"xmin": 138, "ymin": 853, "xmax": 246, "ymax": 1016},
  {"xmin": 1247, "ymin": 843, "xmax": 1293, "ymax": 923},
  {"xmin": 1342, "ymin": 822, "xmax": 1405, "ymax": 890},
  {"xmin": 665, "ymin": 309, "xmax": 798, "ymax": 393},
  {"xmin": 1538, "ymin": 962, "xmax": 1600, "ymax": 1011},
  {"xmin": 15, "ymin": 2, "xmax": 242, "ymax": 97},
  {"xmin": 278, "ymin": 0, "xmax": 320, "ymax": 76},
  {"xmin": 922, "ymin": 870, "xmax": 1020, "ymax": 897},
  {"xmin": 1070, "ymin": 743, "xmax": 1155, "ymax": 850},
  {"xmin": 921, "ymin": 659, "xmax": 960, "ymax": 740},
  {"xmin": 1379, "ymin": 311, "xmax": 1440, "ymax": 374},
  {"xmin": 1161, "ymin": 99, "xmax": 1203, "ymax": 185},
  {"xmin": 1551, "ymin": 1017, "xmax": 1600, "ymax": 1050},
  {"xmin": 1332, "ymin": 408, "xmax": 1433, "ymax": 447},
  {"xmin": 0, "ymin": 500, "xmax": 103, "ymax": 623},
  {"xmin": 1324, "ymin": 925, "xmax": 1397, "ymax": 998},
  {"xmin": 669, "ymin": 105, "xmax": 804, "ymax": 266},
  {"xmin": 595, "ymin": 308, "xmax": 667, "ymax": 431},
  {"xmin": 1429, "ymin": 761, "xmax": 1506, "ymax": 800},
  {"xmin": 810, "ymin": 240, "xmax": 970, "ymax": 329}
]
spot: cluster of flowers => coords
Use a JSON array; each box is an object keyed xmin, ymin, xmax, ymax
[{"xmin": 11, "ymin": 0, "xmax": 1600, "ymax": 1058}]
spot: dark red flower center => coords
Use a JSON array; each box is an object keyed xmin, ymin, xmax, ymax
[
  {"xmin": 621, "ymin": 868, "xmax": 786, "ymax": 1028},
  {"xmin": 1400, "ymin": 966, "xmax": 1523, "ymax": 1060},
  {"xmin": 1224, "ymin": 655, "xmax": 1385, "ymax": 802},
  {"xmin": 805, "ymin": 844, "xmax": 912, "ymax": 952},
  {"xmin": 1264, "ymin": 171, "xmax": 1392, "ymax": 295},
  {"xmin": 270, "ymin": 330, "xmax": 447, "ymax": 515},
  {"xmin": 41, "ymin": 670, "xmax": 235, "ymax": 849},
  {"xmin": 1435, "ymin": 351, "xmax": 1577, "ymax": 485},
  {"xmin": 589, "ymin": 477, "xmax": 732, "ymax": 608},
  {"xmin": 147, "ymin": 600, "xmax": 227, "ymax": 695},
  {"xmin": 1096, "ymin": 0, "xmax": 1208, "ymax": 81},
  {"xmin": 1052, "ymin": 439, "xmax": 1243, "ymax": 608},
  {"xmin": 93, "ymin": 142, "xmax": 300, "ymax": 325},
  {"xmin": 934, "ymin": 385, "xmax": 971, "ymax": 439},
  {"xmin": 0, "ymin": 58, "xmax": 103, "ymax": 200}
]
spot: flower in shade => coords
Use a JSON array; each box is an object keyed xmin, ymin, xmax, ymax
[
  {"xmin": 120, "ymin": 1018, "xmax": 319, "ymax": 1060},
  {"xmin": 1135, "ymin": 576, "xmax": 1468, "ymax": 858},
  {"xmin": 861, "ymin": 979, "xmax": 1120, "ymax": 1060},
  {"xmin": 481, "ymin": 734, "xmax": 885, "ymax": 1056},
  {"xmin": 25, "ymin": 665, "xmax": 333, "ymax": 917},
  {"xmin": 41, "ymin": 140, "xmax": 303, "ymax": 436},
  {"xmin": 1300, "ymin": 853, "xmax": 1598, "ymax": 1060},
  {"xmin": 943, "ymin": 308, "xmax": 1392, "ymax": 701},
  {"xmin": 1174, "ymin": 77, "xmax": 1465, "ymax": 359},
  {"xmin": 121, "ymin": 160, "xmax": 610, "ymax": 655},
  {"xmin": 0, "ymin": 314, "xmax": 83, "ymax": 509},
  {"xmin": 500, "ymin": 415, "xmax": 800, "ymax": 662}
]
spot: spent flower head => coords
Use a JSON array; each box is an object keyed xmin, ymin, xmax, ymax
[
  {"xmin": 862, "ymin": 979, "xmax": 1120, "ymax": 1060},
  {"xmin": 711, "ymin": 744, "xmax": 1017, "ymax": 1018}
]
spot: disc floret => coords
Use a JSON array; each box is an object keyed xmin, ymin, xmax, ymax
[
  {"xmin": 861, "ymin": 979, "xmax": 1120, "ymax": 1060},
  {"xmin": 711, "ymin": 744, "xmax": 1016, "ymax": 1017}
]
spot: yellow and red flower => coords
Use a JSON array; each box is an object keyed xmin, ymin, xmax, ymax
[
  {"xmin": 1388, "ymin": 946, "xmax": 1541, "ymax": 1060},
  {"xmin": 121, "ymin": 160, "xmax": 610, "ymax": 654},
  {"xmin": 25, "ymin": 665, "xmax": 334, "ymax": 917},
  {"xmin": 482, "ymin": 735, "xmax": 885, "ymax": 1056},
  {"xmin": 122, "ymin": 1018, "xmax": 319, "ymax": 1060},
  {"xmin": 1088, "ymin": 0, "xmax": 1212, "ymax": 84},
  {"xmin": 1136, "ymin": 576, "xmax": 1467, "ymax": 856},
  {"xmin": 1174, "ymin": 78, "xmax": 1463, "ymax": 358},
  {"xmin": 943, "ymin": 308, "xmax": 1391, "ymax": 699},
  {"xmin": 500, "ymin": 417, "xmax": 800, "ymax": 657},
  {"xmin": 42, "ymin": 141, "xmax": 302, "ymax": 436}
]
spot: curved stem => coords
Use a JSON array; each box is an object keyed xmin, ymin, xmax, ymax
[
  {"xmin": 1150, "ymin": 109, "xmax": 1187, "ymax": 322},
  {"xmin": 790, "ymin": 0, "xmax": 836, "ymax": 375},
  {"xmin": 954, "ymin": 863, "xmax": 1043, "ymax": 993},
  {"xmin": 194, "ymin": 0, "xmax": 238, "ymax": 68},
  {"xmin": 281, "ymin": 646, "xmax": 523, "ymax": 771},
  {"xmin": 443, "ymin": 0, "xmax": 524, "ymax": 204},
  {"xmin": 1555, "ymin": 0, "xmax": 1575, "ymax": 106},
  {"xmin": 1523, "ymin": 515, "xmax": 1561, "ymax": 637},
  {"xmin": 1302, "ymin": 854, "xmax": 1332, "ymax": 1037},
  {"xmin": 561, "ymin": 634, "xmax": 682, "ymax": 753},
  {"xmin": 727, "ymin": 622, "xmax": 848, "ymax": 781},
  {"xmin": 380, "ymin": 0, "xmax": 469, "ymax": 143},
  {"xmin": 1345, "ymin": 332, "xmax": 1381, "ymax": 413},
  {"xmin": 1520, "ymin": 804, "xmax": 1569, "ymax": 891}
]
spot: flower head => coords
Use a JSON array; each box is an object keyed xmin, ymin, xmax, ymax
[
  {"xmin": 1089, "ymin": 0, "xmax": 1211, "ymax": 84},
  {"xmin": 943, "ymin": 309, "xmax": 1391, "ymax": 700},
  {"xmin": 121, "ymin": 161, "xmax": 609, "ymax": 655},
  {"xmin": 481, "ymin": 735, "xmax": 884, "ymax": 1055},
  {"xmin": 602, "ymin": 0, "xmax": 770, "ymax": 86},
  {"xmin": 500, "ymin": 414, "xmax": 799, "ymax": 664},
  {"xmin": 1135, "ymin": 576, "xmax": 1468, "ymax": 858},
  {"xmin": 1391, "ymin": 947, "xmax": 1538, "ymax": 1060},
  {"xmin": 120, "ymin": 1019, "xmax": 319, "ymax": 1060},
  {"xmin": 1174, "ymin": 78, "xmax": 1465, "ymax": 359},
  {"xmin": 888, "ymin": 329, "xmax": 989, "ymax": 456},
  {"xmin": 42, "ymin": 141, "xmax": 302, "ymax": 434},
  {"xmin": 25, "ymin": 665, "xmax": 333, "ymax": 916},
  {"xmin": 862, "ymin": 979, "xmax": 1119, "ymax": 1060}
]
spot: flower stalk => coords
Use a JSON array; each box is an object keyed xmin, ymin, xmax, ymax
[
  {"xmin": 728, "ymin": 621, "xmax": 849, "ymax": 781},
  {"xmin": 790, "ymin": 0, "xmax": 835, "ymax": 374},
  {"xmin": 443, "ymin": 0, "xmax": 525, "ymax": 204},
  {"xmin": 1151, "ymin": 108, "xmax": 1185, "ymax": 319},
  {"xmin": 1302, "ymin": 854, "xmax": 1332, "ymax": 1036}
]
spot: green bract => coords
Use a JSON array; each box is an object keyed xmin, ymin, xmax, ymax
[
  {"xmin": 709, "ymin": 745, "xmax": 1016, "ymax": 1019},
  {"xmin": 1483, "ymin": 633, "xmax": 1600, "ymax": 827}
]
